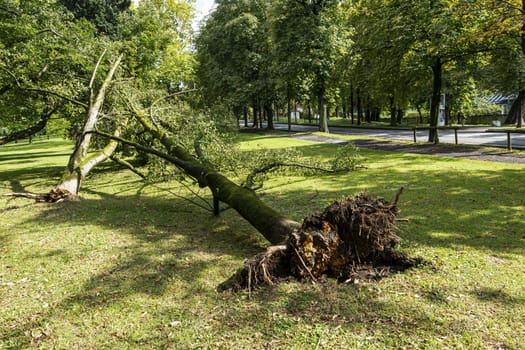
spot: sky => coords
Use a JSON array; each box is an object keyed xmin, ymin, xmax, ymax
[{"xmin": 194, "ymin": 0, "xmax": 215, "ymax": 22}]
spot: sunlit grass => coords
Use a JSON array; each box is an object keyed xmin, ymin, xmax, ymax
[{"xmin": 0, "ymin": 134, "xmax": 524, "ymax": 349}]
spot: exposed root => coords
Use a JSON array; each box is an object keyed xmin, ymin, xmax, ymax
[
  {"xmin": 217, "ymin": 245, "xmax": 291, "ymax": 292},
  {"xmin": 219, "ymin": 189, "xmax": 423, "ymax": 291},
  {"xmin": 3, "ymin": 188, "xmax": 75, "ymax": 203}
]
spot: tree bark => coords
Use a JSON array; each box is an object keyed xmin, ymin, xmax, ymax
[
  {"xmin": 350, "ymin": 86, "xmax": 354, "ymax": 124},
  {"xmin": 287, "ymin": 95, "xmax": 292, "ymax": 132},
  {"xmin": 389, "ymin": 96, "xmax": 397, "ymax": 126},
  {"xmin": 265, "ymin": 103, "xmax": 274, "ymax": 130}
]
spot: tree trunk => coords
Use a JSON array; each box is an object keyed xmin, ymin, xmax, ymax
[
  {"xmin": 265, "ymin": 103, "xmax": 274, "ymax": 130},
  {"xmin": 428, "ymin": 57, "xmax": 442, "ymax": 144},
  {"xmin": 389, "ymin": 96, "xmax": 396, "ymax": 126},
  {"xmin": 318, "ymin": 85, "xmax": 329, "ymax": 133},
  {"xmin": 357, "ymin": 88, "xmax": 362, "ymax": 126},
  {"xmin": 504, "ymin": 92, "xmax": 525, "ymax": 126},
  {"xmin": 259, "ymin": 105, "xmax": 264, "ymax": 129},
  {"xmin": 57, "ymin": 131, "xmax": 121, "ymax": 195},
  {"xmin": 365, "ymin": 95, "xmax": 371, "ymax": 123},
  {"xmin": 124, "ymin": 108, "xmax": 301, "ymax": 244},
  {"xmin": 287, "ymin": 96, "xmax": 292, "ymax": 132},
  {"xmin": 252, "ymin": 103, "xmax": 259, "ymax": 128},
  {"xmin": 56, "ymin": 53, "xmax": 123, "ymax": 196},
  {"xmin": 416, "ymin": 105, "xmax": 423, "ymax": 125},
  {"xmin": 397, "ymin": 109, "xmax": 404, "ymax": 125},
  {"xmin": 350, "ymin": 86, "xmax": 354, "ymax": 124}
]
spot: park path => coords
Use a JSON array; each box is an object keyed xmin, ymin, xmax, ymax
[
  {"xmin": 284, "ymin": 132, "xmax": 525, "ymax": 165},
  {"xmin": 271, "ymin": 123, "xmax": 525, "ymax": 151}
]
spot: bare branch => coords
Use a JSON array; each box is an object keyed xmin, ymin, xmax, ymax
[
  {"xmin": 36, "ymin": 28, "xmax": 66, "ymax": 38},
  {"xmin": 148, "ymin": 88, "xmax": 199, "ymax": 128},
  {"xmin": 0, "ymin": 104, "xmax": 60, "ymax": 145},
  {"xmin": 393, "ymin": 187, "xmax": 404, "ymax": 206},
  {"xmin": 89, "ymin": 48, "xmax": 108, "ymax": 105}
]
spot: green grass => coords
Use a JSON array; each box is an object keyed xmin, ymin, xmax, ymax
[{"xmin": 1, "ymin": 135, "xmax": 524, "ymax": 349}]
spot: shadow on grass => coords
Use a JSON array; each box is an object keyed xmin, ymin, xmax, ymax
[
  {"xmin": 471, "ymin": 287, "xmax": 525, "ymax": 305},
  {"xmin": 0, "ymin": 150, "xmax": 72, "ymax": 163},
  {"xmin": 1, "ymin": 192, "xmax": 270, "ymax": 347}
]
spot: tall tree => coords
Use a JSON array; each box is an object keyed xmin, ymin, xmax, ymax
[
  {"xmin": 196, "ymin": 0, "xmax": 276, "ymax": 127},
  {"xmin": 344, "ymin": 0, "xmax": 510, "ymax": 141},
  {"xmin": 270, "ymin": 0, "xmax": 340, "ymax": 133}
]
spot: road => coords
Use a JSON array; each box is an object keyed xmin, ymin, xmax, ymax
[{"xmin": 271, "ymin": 123, "xmax": 525, "ymax": 150}]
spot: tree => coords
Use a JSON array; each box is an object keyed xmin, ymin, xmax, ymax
[
  {"xmin": 478, "ymin": 0, "xmax": 525, "ymax": 126},
  {"xmin": 2, "ymin": 0, "xmax": 198, "ymax": 198},
  {"xmin": 0, "ymin": 0, "xmax": 99, "ymax": 144},
  {"xmin": 59, "ymin": 0, "xmax": 132, "ymax": 37},
  {"xmin": 196, "ymin": 0, "xmax": 275, "ymax": 127},
  {"xmin": 89, "ymin": 89, "xmax": 418, "ymax": 290},
  {"xmin": 269, "ymin": 0, "xmax": 340, "ymax": 133},
  {"xmin": 118, "ymin": 0, "xmax": 195, "ymax": 87}
]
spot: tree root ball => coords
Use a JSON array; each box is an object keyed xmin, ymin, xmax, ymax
[{"xmin": 218, "ymin": 190, "xmax": 423, "ymax": 292}]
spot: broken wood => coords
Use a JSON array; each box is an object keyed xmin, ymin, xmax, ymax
[{"xmin": 3, "ymin": 188, "xmax": 74, "ymax": 203}]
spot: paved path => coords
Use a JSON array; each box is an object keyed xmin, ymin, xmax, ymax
[
  {"xmin": 285, "ymin": 133, "xmax": 525, "ymax": 165},
  {"xmin": 272, "ymin": 123, "xmax": 525, "ymax": 150}
]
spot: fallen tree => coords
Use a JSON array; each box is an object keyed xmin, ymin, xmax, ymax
[
  {"xmin": 89, "ymin": 96, "xmax": 422, "ymax": 290},
  {"xmin": 4, "ymin": 85, "xmax": 422, "ymax": 290}
]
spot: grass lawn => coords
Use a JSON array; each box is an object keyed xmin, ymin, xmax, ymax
[{"xmin": 1, "ymin": 134, "xmax": 524, "ymax": 349}]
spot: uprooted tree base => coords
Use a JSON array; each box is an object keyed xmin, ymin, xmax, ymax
[{"xmin": 218, "ymin": 191, "xmax": 423, "ymax": 292}]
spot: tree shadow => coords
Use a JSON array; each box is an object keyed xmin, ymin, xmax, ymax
[
  {"xmin": 0, "ymin": 166, "xmax": 64, "ymax": 185},
  {"xmin": 1, "ymin": 191, "xmax": 270, "ymax": 347},
  {"xmin": 470, "ymin": 287, "xmax": 525, "ymax": 305}
]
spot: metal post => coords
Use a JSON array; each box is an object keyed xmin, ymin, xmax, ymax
[
  {"xmin": 507, "ymin": 132, "xmax": 512, "ymax": 151},
  {"xmin": 413, "ymin": 128, "xmax": 417, "ymax": 143},
  {"xmin": 454, "ymin": 128, "xmax": 458, "ymax": 144}
]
